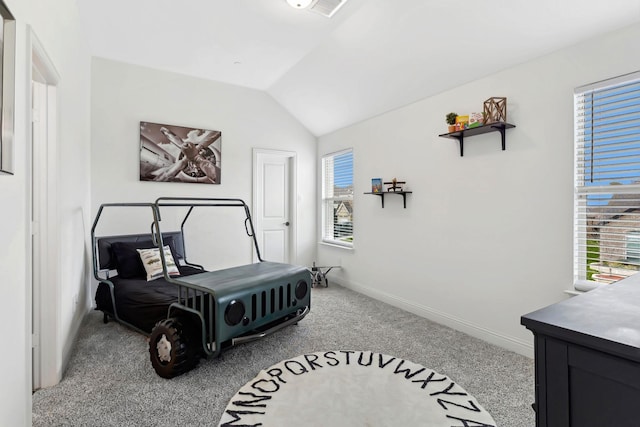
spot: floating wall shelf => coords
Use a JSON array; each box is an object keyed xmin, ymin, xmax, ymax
[
  {"xmin": 364, "ymin": 191, "xmax": 412, "ymax": 208},
  {"xmin": 438, "ymin": 122, "xmax": 516, "ymax": 156}
]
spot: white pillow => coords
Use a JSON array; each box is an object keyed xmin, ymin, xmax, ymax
[{"xmin": 136, "ymin": 245, "xmax": 180, "ymax": 281}]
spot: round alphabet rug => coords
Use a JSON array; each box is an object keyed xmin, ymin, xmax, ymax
[{"xmin": 218, "ymin": 351, "xmax": 496, "ymax": 427}]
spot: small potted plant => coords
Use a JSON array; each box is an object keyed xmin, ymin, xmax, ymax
[{"xmin": 446, "ymin": 112, "xmax": 457, "ymax": 133}]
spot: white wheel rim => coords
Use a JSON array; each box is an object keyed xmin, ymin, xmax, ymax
[{"xmin": 157, "ymin": 334, "xmax": 172, "ymax": 363}]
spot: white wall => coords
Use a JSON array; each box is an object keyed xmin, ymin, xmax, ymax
[
  {"xmin": 90, "ymin": 58, "xmax": 316, "ymax": 279},
  {"xmin": 318, "ymin": 23, "xmax": 640, "ymax": 357},
  {"xmin": 0, "ymin": 0, "xmax": 91, "ymax": 425}
]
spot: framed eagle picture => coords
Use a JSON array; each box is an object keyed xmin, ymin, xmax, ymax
[{"xmin": 139, "ymin": 121, "xmax": 222, "ymax": 184}]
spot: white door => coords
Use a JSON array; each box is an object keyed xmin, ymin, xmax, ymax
[{"xmin": 253, "ymin": 149, "xmax": 296, "ymax": 263}]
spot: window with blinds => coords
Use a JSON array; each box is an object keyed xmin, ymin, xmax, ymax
[
  {"xmin": 574, "ymin": 71, "xmax": 640, "ymax": 290},
  {"xmin": 321, "ymin": 149, "xmax": 353, "ymax": 247}
]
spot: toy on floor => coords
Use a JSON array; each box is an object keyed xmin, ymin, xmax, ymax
[{"xmin": 310, "ymin": 262, "xmax": 340, "ymax": 287}]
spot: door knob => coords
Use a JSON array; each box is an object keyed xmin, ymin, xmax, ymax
[{"xmin": 284, "ymin": 221, "xmax": 290, "ymax": 226}]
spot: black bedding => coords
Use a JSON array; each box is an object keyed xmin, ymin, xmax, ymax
[{"xmin": 95, "ymin": 265, "xmax": 204, "ymax": 333}]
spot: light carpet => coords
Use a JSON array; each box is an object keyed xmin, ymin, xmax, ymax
[
  {"xmin": 32, "ymin": 283, "xmax": 534, "ymax": 426},
  {"xmin": 219, "ymin": 350, "xmax": 497, "ymax": 426}
]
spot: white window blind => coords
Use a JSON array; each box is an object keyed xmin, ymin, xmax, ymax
[
  {"xmin": 321, "ymin": 149, "xmax": 353, "ymax": 247},
  {"xmin": 574, "ymin": 71, "xmax": 640, "ymax": 290}
]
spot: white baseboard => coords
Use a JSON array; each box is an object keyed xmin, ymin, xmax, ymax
[
  {"xmin": 332, "ymin": 277, "xmax": 534, "ymax": 359},
  {"xmin": 61, "ymin": 304, "xmax": 88, "ymax": 378}
]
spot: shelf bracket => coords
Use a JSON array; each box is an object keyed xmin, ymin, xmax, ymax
[
  {"xmin": 438, "ymin": 122, "xmax": 515, "ymax": 157},
  {"xmin": 382, "ymin": 192, "xmax": 410, "ymax": 208},
  {"xmin": 364, "ymin": 191, "xmax": 411, "ymax": 208},
  {"xmin": 494, "ymin": 125, "xmax": 506, "ymax": 151}
]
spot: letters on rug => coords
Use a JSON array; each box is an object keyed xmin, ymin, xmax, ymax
[{"xmin": 219, "ymin": 350, "xmax": 496, "ymax": 427}]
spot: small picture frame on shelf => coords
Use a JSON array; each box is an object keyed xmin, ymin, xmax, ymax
[{"xmin": 371, "ymin": 178, "xmax": 383, "ymax": 193}]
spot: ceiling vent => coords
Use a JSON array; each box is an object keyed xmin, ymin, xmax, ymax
[{"xmin": 308, "ymin": 0, "xmax": 348, "ymax": 18}]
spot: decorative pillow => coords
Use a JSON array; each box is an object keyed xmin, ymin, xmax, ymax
[
  {"xmin": 111, "ymin": 237, "xmax": 177, "ymax": 279},
  {"xmin": 137, "ymin": 245, "xmax": 181, "ymax": 281}
]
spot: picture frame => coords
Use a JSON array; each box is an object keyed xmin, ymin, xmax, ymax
[
  {"xmin": 371, "ymin": 178, "xmax": 383, "ymax": 193},
  {"xmin": 0, "ymin": 1, "xmax": 15, "ymax": 175},
  {"xmin": 140, "ymin": 121, "xmax": 222, "ymax": 184}
]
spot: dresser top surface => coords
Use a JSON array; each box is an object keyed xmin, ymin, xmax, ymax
[{"xmin": 522, "ymin": 275, "xmax": 640, "ymax": 359}]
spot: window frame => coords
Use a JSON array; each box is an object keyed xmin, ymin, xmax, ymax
[
  {"xmin": 574, "ymin": 71, "xmax": 640, "ymax": 291},
  {"xmin": 321, "ymin": 148, "xmax": 354, "ymax": 248}
]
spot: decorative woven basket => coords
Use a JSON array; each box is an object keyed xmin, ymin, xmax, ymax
[{"xmin": 483, "ymin": 97, "xmax": 507, "ymax": 124}]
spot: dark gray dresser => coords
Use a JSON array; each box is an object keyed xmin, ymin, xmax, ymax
[{"xmin": 521, "ymin": 276, "xmax": 640, "ymax": 426}]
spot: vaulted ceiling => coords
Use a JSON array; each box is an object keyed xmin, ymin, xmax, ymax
[{"xmin": 76, "ymin": 0, "xmax": 640, "ymax": 136}]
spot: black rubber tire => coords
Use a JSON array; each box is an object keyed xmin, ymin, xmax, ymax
[{"xmin": 149, "ymin": 318, "xmax": 197, "ymax": 379}]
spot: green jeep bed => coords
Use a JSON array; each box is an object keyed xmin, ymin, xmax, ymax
[{"xmin": 92, "ymin": 197, "xmax": 311, "ymax": 378}]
